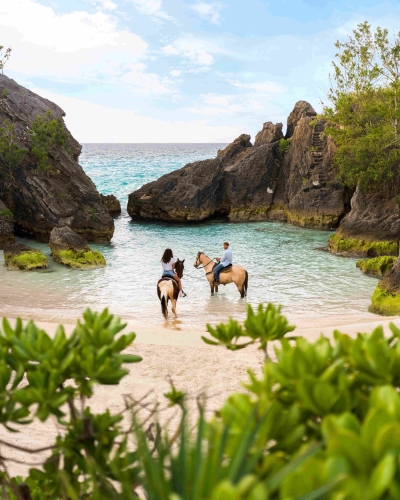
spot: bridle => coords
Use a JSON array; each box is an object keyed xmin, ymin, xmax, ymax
[{"xmin": 194, "ymin": 252, "xmax": 217, "ymax": 270}]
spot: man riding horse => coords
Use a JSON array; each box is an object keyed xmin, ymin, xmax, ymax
[{"xmin": 213, "ymin": 242, "xmax": 232, "ymax": 286}]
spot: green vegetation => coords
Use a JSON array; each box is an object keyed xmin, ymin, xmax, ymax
[
  {"xmin": 5, "ymin": 249, "xmax": 48, "ymax": 270},
  {"xmin": 2, "ymin": 304, "xmax": 400, "ymax": 498},
  {"xmin": 277, "ymin": 138, "xmax": 290, "ymax": 158},
  {"xmin": 370, "ymin": 283, "xmax": 400, "ymax": 315},
  {"xmin": 0, "ymin": 207, "xmax": 13, "ymax": 219},
  {"xmin": 52, "ymin": 249, "xmax": 106, "ymax": 269},
  {"xmin": 356, "ymin": 256, "xmax": 396, "ymax": 276},
  {"xmin": 0, "ymin": 122, "xmax": 28, "ymax": 188},
  {"xmin": 322, "ymin": 22, "xmax": 400, "ymax": 193},
  {"xmin": 0, "ymin": 45, "xmax": 11, "ymax": 74},
  {"xmin": 327, "ymin": 233, "xmax": 399, "ymax": 256},
  {"xmin": 30, "ymin": 111, "xmax": 71, "ymax": 172}
]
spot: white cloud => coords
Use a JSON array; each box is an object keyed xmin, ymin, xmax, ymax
[
  {"xmin": 162, "ymin": 36, "xmax": 217, "ymax": 66},
  {"xmin": 170, "ymin": 70, "xmax": 182, "ymax": 77},
  {"xmin": 230, "ymin": 80, "xmax": 286, "ymax": 93},
  {"xmin": 91, "ymin": 0, "xmax": 118, "ymax": 11},
  {"xmin": 191, "ymin": 2, "xmax": 223, "ymax": 25},
  {"xmin": 188, "ymin": 93, "xmax": 263, "ymax": 115},
  {"xmin": 0, "ymin": 0, "xmax": 178, "ymax": 98},
  {"xmin": 130, "ymin": 0, "xmax": 173, "ymax": 21},
  {"xmin": 31, "ymin": 89, "xmax": 242, "ymax": 143},
  {"xmin": 120, "ymin": 63, "xmax": 176, "ymax": 96}
]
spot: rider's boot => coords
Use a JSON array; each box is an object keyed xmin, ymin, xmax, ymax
[{"xmin": 179, "ymin": 290, "xmax": 187, "ymax": 298}]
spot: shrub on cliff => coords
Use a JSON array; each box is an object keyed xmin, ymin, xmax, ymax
[
  {"xmin": 1, "ymin": 305, "xmax": 400, "ymax": 498},
  {"xmin": 322, "ymin": 21, "xmax": 400, "ymax": 193}
]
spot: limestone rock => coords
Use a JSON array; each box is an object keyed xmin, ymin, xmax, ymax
[
  {"xmin": 49, "ymin": 226, "xmax": 106, "ymax": 269},
  {"xmin": 285, "ymin": 101, "xmax": 317, "ymax": 139},
  {"xmin": 337, "ymin": 187, "xmax": 400, "ymax": 242},
  {"xmin": 0, "ymin": 199, "xmax": 15, "ymax": 249},
  {"xmin": 127, "ymin": 102, "xmax": 349, "ymax": 228},
  {"xmin": 370, "ymin": 253, "xmax": 400, "ymax": 315},
  {"xmin": 0, "ymin": 75, "xmax": 114, "ymax": 242},
  {"xmin": 4, "ymin": 242, "xmax": 48, "ymax": 270},
  {"xmin": 101, "ymin": 194, "xmax": 121, "ymax": 216},
  {"xmin": 254, "ymin": 122, "xmax": 283, "ymax": 147}
]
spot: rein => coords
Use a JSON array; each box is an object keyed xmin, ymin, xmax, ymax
[{"xmin": 196, "ymin": 258, "xmax": 217, "ymax": 270}]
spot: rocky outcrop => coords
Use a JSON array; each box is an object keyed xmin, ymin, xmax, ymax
[
  {"xmin": 4, "ymin": 242, "xmax": 48, "ymax": 270},
  {"xmin": 101, "ymin": 194, "xmax": 121, "ymax": 216},
  {"xmin": 254, "ymin": 122, "xmax": 283, "ymax": 147},
  {"xmin": 285, "ymin": 101, "xmax": 317, "ymax": 139},
  {"xmin": 128, "ymin": 102, "xmax": 349, "ymax": 229},
  {"xmin": 0, "ymin": 199, "xmax": 15, "ymax": 249},
  {"xmin": 0, "ymin": 75, "xmax": 114, "ymax": 242},
  {"xmin": 49, "ymin": 226, "xmax": 106, "ymax": 269},
  {"xmin": 356, "ymin": 256, "xmax": 396, "ymax": 277},
  {"xmin": 370, "ymin": 253, "xmax": 400, "ymax": 315}
]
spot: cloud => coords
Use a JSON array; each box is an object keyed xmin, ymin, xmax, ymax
[
  {"xmin": 31, "ymin": 88, "xmax": 242, "ymax": 143},
  {"xmin": 91, "ymin": 0, "xmax": 118, "ymax": 11},
  {"xmin": 130, "ymin": 0, "xmax": 173, "ymax": 21},
  {"xmin": 191, "ymin": 2, "xmax": 223, "ymax": 25},
  {"xmin": 120, "ymin": 63, "xmax": 176, "ymax": 96},
  {"xmin": 170, "ymin": 70, "xmax": 182, "ymax": 77},
  {"xmin": 188, "ymin": 93, "xmax": 263, "ymax": 115},
  {"xmin": 230, "ymin": 80, "xmax": 287, "ymax": 93},
  {"xmin": 0, "ymin": 0, "xmax": 178, "ymax": 98},
  {"xmin": 162, "ymin": 36, "xmax": 218, "ymax": 66}
]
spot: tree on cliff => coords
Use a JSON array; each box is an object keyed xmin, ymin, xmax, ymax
[
  {"xmin": 0, "ymin": 45, "xmax": 11, "ymax": 75},
  {"xmin": 322, "ymin": 22, "xmax": 400, "ymax": 193}
]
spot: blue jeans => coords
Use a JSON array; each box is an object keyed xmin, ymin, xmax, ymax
[
  {"xmin": 213, "ymin": 263, "xmax": 224, "ymax": 281},
  {"xmin": 162, "ymin": 270, "xmax": 174, "ymax": 278}
]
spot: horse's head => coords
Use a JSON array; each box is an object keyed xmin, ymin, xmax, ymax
[
  {"xmin": 175, "ymin": 258, "xmax": 185, "ymax": 278},
  {"xmin": 194, "ymin": 252, "xmax": 203, "ymax": 268}
]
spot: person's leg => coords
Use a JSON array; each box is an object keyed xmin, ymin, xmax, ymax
[
  {"xmin": 174, "ymin": 275, "xmax": 182, "ymax": 291},
  {"xmin": 213, "ymin": 263, "xmax": 224, "ymax": 283}
]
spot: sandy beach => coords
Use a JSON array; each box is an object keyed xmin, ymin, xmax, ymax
[{"xmin": 1, "ymin": 302, "xmax": 400, "ymax": 478}]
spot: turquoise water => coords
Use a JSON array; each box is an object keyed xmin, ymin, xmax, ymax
[{"xmin": 0, "ymin": 144, "xmax": 379, "ymax": 328}]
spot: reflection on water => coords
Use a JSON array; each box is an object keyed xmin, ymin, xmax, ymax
[{"xmin": 0, "ymin": 214, "xmax": 379, "ymax": 329}]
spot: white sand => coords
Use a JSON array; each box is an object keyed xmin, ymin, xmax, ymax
[{"xmin": 1, "ymin": 308, "xmax": 400, "ymax": 477}]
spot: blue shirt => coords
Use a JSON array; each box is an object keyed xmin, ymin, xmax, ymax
[{"xmin": 221, "ymin": 248, "xmax": 232, "ymax": 267}]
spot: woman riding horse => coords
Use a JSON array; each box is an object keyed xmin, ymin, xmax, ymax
[{"xmin": 158, "ymin": 249, "xmax": 186, "ymax": 319}]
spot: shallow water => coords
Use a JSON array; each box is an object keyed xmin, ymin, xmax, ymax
[{"xmin": 0, "ymin": 144, "xmax": 379, "ymax": 328}]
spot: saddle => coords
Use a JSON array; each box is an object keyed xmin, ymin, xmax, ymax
[{"xmin": 212, "ymin": 263, "xmax": 233, "ymax": 273}]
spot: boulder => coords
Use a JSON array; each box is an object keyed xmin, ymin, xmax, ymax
[
  {"xmin": 127, "ymin": 101, "xmax": 349, "ymax": 228},
  {"xmin": 101, "ymin": 194, "xmax": 121, "ymax": 216},
  {"xmin": 0, "ymin": 199, "xmax": 15, "ymax": 249},
  {"xmin": 49, "ymin": 226, "xmax": 106, "ymax": 269},
  {"xmin": 0, "ymin": 75, "xmax": 114, "ymax": 242},
  {"xmin": 4, "ymin": 242, "xmax": 48, "ymax": 270},
  {"xmin": 285, "ymin": 101, "xmax": 317, "ymax": 139},
  {"xmin": 254, "ymin": 122, "xmax": 283, "ymax": 147},
  {"xmin": 370, "ymin": 253, "xmax": 400, "ymax": 315},
  {"xmin": 356, "ymin": 256, "xmax": 396, "ymax": 277}
]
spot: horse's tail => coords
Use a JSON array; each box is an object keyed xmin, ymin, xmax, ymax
[
  {"xmin": 160, "ymin": 288, "xmax": 168, "ymax": 318},
  {"xmin": 244, "ymin": 270, "xmax": 248, "ymax": 296}
]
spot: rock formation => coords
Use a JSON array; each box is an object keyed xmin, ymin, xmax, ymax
[
  {"xmin": 128, "ymin": 101, "xmax": 349, "ymax": 229},
  {"xmin": 370, "ymin": 253, "xmax": 400, "ymax": 315},
  {"xmin": 0, "ymin": 199, "xmax": 15, "ymax": 249},
  {"xmin": 356, "ymin": 256, "xmax": 396, "ymax": 277},
  {"xmin": 4, "ymin": 242, "xmax": 48, "ymax": 270},
  {"xmin": 0, "ymin": 75, "xmax": 114, "ymax": 242},
  {"xmin": 101, "ymin": 194, "xmax": 121, "ymax": 217},
  {"xmin": 254, "ymin": 122, "xmax": 283, "ymax": 147},
  {"xmin": 49, "ymin": 226, "xmax": 106, "ymax": 269}
]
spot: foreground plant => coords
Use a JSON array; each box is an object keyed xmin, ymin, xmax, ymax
[{"xmin": 2, "ymin": 305, "xmax": 400, "ymax": 498}]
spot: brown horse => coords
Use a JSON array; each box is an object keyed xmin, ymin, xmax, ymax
[
  {"xmin": 157, "ymin": 259, "xmax": 185, "ymax": 319},
  {"xmin": 194, "ymin": 252, "xmax": 248, "ymax": 298}
]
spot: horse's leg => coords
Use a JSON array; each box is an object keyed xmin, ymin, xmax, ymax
[
  {"xmin": 215, "ymin": 285, "xmax": 218, "ymax": 293},
  {"xmin": 210, "ymin": 281, "xmax": 214, "ymax": 296},
  {"xmin": 171, "ymin": 298, "xmax": 177, "ymax": 316}
]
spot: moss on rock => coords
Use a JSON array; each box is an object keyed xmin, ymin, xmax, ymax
[
  {"xmin": 356, "ymin": 256, "xmax": 396, "ymax": 277},
  {"xmin": 370, "ymin": 283, "xmax": 400, "ymax": 316},
  {"xmin": 4, "ymin": 243, "xmax": 48, "ymax": 271},
  {"xmin": 52, "ymin": 249, "xmax": 106, "ymax": 269},
  {"xmin": 328, "ymin": 234, "xmax": 399, "ymax": 257}
]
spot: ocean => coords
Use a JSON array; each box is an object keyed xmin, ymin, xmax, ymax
[{"xmin": 0, "ymin": 143, "xmax": 378, "ymax": 329}]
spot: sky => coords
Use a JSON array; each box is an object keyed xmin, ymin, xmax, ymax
[{"xmin": 1, "ymin": 0, "xmax": 400, "ymax": 143}]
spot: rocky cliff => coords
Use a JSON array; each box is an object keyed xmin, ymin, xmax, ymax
[
  {"xmin": 0, "ymin": 75, "xmax": 113, "ymax": 242},
  {"xmin": 128, "ymin": 101, "xmax": 349, "ymax": 229}
]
